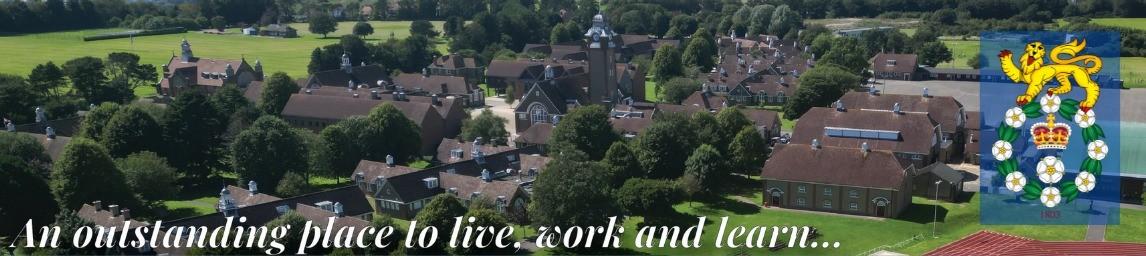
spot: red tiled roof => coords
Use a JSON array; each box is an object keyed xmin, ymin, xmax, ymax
[
  {"xmin": 925, "ymin": 230, "xmax": 1146, "ymax": 256},
  {"xmin": 762, "ymin": 144, "xmax": 909, "ymax": 189}
]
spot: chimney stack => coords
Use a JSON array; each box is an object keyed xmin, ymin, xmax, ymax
[
  {"xmin": 431, "ymin": 94, "xmax": 440, "ymax": 106},
  {"xmin": 333, "ymin": 202, "xmax": 344, "ymax": 217},
  {"xmin": 385, "ymin": 155, "xmax": 394, "ymax": 167},
  {"xmin": 93, "ymin": 200, "xmax": 103, "ymax": 210},
  {"xmin": 5, "ymin": 118, "xmax": 14, "ymax": 132},
  {"xmin": 481, "ymin": 169, "xmax": 491, "ymax": 182},
  {"xmin": 811, "ymin": 139, "xmax": 821, "ymax": 149},
  {"xmin": 109, "ymin": 204, "xmax": 121, "ymax": 217},
  {"xmin": 893, "ymin": 102, "xmax": 902, "ymax": 114},
  {"xmin": 248, "ymin": 180, "xmax": 258, "ymax": 195},
  {"xmin": 371, "ymin": 90, "xmax": 380, "ymax": 100},
  {"xmin": 121, "ymin": 208, "xmax": 131, "ymax": 220},
  {"xmin": 834, "ymin": 100, "xmax": 845, "ymax": 111},
  {"xmin": 861, "ymin": 142, "xmax": 870, "ymax": 156},
  {"xmin": 45, "ymin": 126, "xmax": 55, "ymax": 139},
  {"xmin": 922, "ymin": 87, "xmax": 930, "ymax": 98}
]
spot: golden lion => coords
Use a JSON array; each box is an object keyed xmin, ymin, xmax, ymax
[{"xmin": 999, "ymin": 39, "xmax": 1103, "ymax": 111}]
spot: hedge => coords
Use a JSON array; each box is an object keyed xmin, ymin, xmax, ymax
[{"xmin": 82, "ymin": 27, "xmax": 187, "ymax": 42}]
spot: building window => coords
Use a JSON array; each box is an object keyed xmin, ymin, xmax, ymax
[
  {"xmin": 412, "ymin": 200, "xmax": 423, "ymax": 210},
  {"xmin": 848, "ymin": 190, "xmax": 859, "ymax": 198},
  {"xmin": 822, "ymin": 200, "xmax": 832, "ymax": 209},
  {"xmin": 849, "ymin": 202, "xmax": 859, "ymax": 211},
  {"xmin": 796, "ymin": 198, "xmax": 806, "ymax": 206},
  {"xmin": 823, "ymin": 188, "xmax": 832, "ymax": 196},
  {"xmin": 797, "ymin": 185, "xmax": 806, "ymax": 193},
  {"xmin": 528, "ymin": 103, "xmax": 548, "ymax": 124}
]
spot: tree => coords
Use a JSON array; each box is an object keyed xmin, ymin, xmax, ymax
[
  {"xmin": 601, "ymin": 142, "xmax": 642, "ymax": 187},
  {"xmin": 968, "ymin": 53, "xmax": 986, "ymax": 69},
  {"xmin": 162, "ymin": 92, "xmax": 225, "ymax": 178},
  {"xmin": 115, "ymin": 151, "xmax": 179, "ymax": 203},
  {"xmin": 353, "ymin": 21, "xmax": 374, "ymax": 38},
  {"xmin": 747, "ymin": 4, "xmax": 775, "ymax": 36},
  {"xmin": 691, "ymin": 112, "xmax": 721, "ymax": 149},
  {"xmin": 101, "ymin": 105, "xmax": 163, "ymax": 158},
  {"xmin": 715, "ymin": 107, "xmax": 752, "ymax": 151},
  {"xmin": 413, "ymin": 194, "xmax": 467, "ymax": 254},
  {"xmin": 682, "ymin": 28, "xmax": 716, "ymax": 72},
  {"xmin": 360, "ymin": 103, "xmax": 422, "ymax": 163},
  {"xmin": 731, "ymin": 5, "xmax": 752, "ymax": 35},
  {"xmin": 315, "ymin": 120, "xmax": 364, "ymax": 181},
  {"xmin": 461, "ymin": 109, "xmax": 509, "ymax": 146},
  {"xmin": 820, "ymin": 37, "xmax": 869, "ymax": 74},
  {"xmin": 768, "ymin": 5, "xmax": 801, "ymax": 37},
  {"xmin": 340, "ymin": 35, "xmax": 372, "ymax": 65},
  {"xmin": 231, "ymin": 116, "xmax": 309, "ymax": 194},
  {"xmin": 549, "ymin": 21, "xmax": 582, "ymax": 44},
  {"xmin": 50, "ymin": 138, "xmax": 139, "ymax": 211},
  {"xmin": 102, "ymin": 52, "xmax": 154, "ymax": 97},
  {"xmin": 918, "ymin": 41, "xmax": 954, "ymax": 67},
  {"xmin": 27, "ymin": 61, "xmax": 66, "ymax": 97},
  {"xmin": 529, "ymin": 156, "xmax": 620, "ymax": 247},
  {"xmin": 636, "ymin": 116, "xmax": 697, "ymax": 179},
  {"xmin": 308, "ymin": 12, "xmax": 337, "ymax": 38},
  {"xmin": 275, "ymin": 172, "xmax": 310, "ymax": 197},
  {"xmin": 0, "ymin": 134, "xmax": 58, "ymax": 238},
  {"xmin": 0, "ymin": 74, "xmax": 42, "ymax": 125},
  {"xmin": 62, "ymin": 56, "xmax": 118, "ymax": 103},
  {"xmin": 548, "ymin": 105, "xmax": 619, "ymax": 160},
  {"xmin": 76, "ymin": 102, "xmax": 121, "ymax": 142},
  {"xmin": 684, "ymin": 144, "xmax": 727, "ymax": 194},
  {"xmin": 659, "ymin": 77, "xmax": 700, "ymax": 104},
  {"xmin": 307, "ymin": 48, "xmax": 324, "ymax": 74},
  {"xmin": 443, "ymin": 16, "xmax": 464, "ymax": 37},
  {"xmin": 616, "ymin": 178, "xmax": 682, "ymax": 222},
  {"xmin": 259, "ymin": 72, "xmax": 298, "ymax": 115},
  {"xmin": 651, "ymin": 44, "xmax": 683, "ymax": 82},
  {"xmin": 784, "ymin": 65, "xmax": 860, "ymax": 119},
  {"xmin": 410, "ymin": 20, "xmax": 439, "ymax": 38},
  {"xmin": 503, "ymin": 85, "xmax": 515, "ymax": 104},
  {"xmin": 448, "ymin": 208, "xmax": 516, "ymax": 255},
  {"xmin": 265, "ymin": 211, "xmax": 308, "ymax": 252},
  {"xmin": 362, "ymin": 215, "xmax": 404, "ymax": 255},
  {"xmin": 210, "ymin": 16, "xmax": 226, "ymax": 31},
  {"xmin": 728, "ymin": 127, "xmax": 769, "ymax": 175}
]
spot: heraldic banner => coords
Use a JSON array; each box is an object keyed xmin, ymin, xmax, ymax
[{"xmin": 979, "ymin": 31, "xmax": 1121, "ymax": 225}]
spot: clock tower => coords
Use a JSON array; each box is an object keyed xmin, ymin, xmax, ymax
[{"xmin": 585, "ymin": 12, "xmax": 617, "ymax": 106}]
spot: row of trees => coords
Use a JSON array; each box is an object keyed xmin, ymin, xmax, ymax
[
  {"xmin": 0, "ymin": 0, "xmax": 280, "ymax": 33},
  {"xmin": 307, "ymin": 34, "xmax": 438, "ymax": 75},
  {"xmin": 0, "ymin": 53, "xmax": 155, "ymax": 126},
  {"xmin": 524, "ymin": 105, "xmax": 770, "ymax": 252}
]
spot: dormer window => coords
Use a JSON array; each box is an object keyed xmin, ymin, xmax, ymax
[
  {"xmin": 423, "ymin": 177, "xmax": 439, "ymax": 189},
  {"xmin": 506, "ymin": 154, "xmax": 517, "ymax": 162},
  {"xmin": 450, "ymin": 148, "xmax": 464, "ymax": 159},
  {"xmin": 886, "ymin": 60, "xmax": 896, "ymax": 67}
]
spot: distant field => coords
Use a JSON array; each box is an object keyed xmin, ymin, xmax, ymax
[
  {"xmin": 938, "ymin": 39, "xmax": 980, "ymax": 69},
  {"xmin": 936, "ymin": 39, "xmax": 1146, "ymax": 88},
  {"xmin": 1089, "ymin": 18, "xmax": 1146, "ymax": 31},
  {"xmin": 0, "ymin": 21, "xmax": 446, "ymax": 97}
]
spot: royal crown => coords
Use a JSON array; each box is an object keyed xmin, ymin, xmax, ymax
[{"xmin": 1031, "ymin": 115, "xmax": 1070, "ymax": 150}]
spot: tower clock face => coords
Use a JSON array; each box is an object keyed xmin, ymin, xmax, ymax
[{"xmin": 592, "ymin": 33, "xmax": 600, "ymax": 42}]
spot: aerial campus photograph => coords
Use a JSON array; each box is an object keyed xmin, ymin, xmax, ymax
[{"xmin": 2, "ymin": 0, "xmax": 1146, "ymax": 255}]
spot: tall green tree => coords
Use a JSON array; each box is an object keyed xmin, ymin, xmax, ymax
[
  {"xmin": 918, "ymin": 41, "xmax": 954, "ymax": 67},
  {"xmin": 768, "ymin": 5, "xmax": 802, "ymax": 38},
  {"xmin": 682, "ymin": 28, "xmax": 717, "ymax": 72},
  {"xmin": 315, "ymin": 119, "xmax": 363, "ymax": 181},
  {"xmin": 360, "ymin": 103, "xmax": 422, "ymax": 163},
  {"xmin": 275, "ymin": 172, "xmax": 310, "ymax": 197},
  {"xmin": 76, "ymin": 102, "xmax": 121, "ymax": 141},
  {"xmin": 50, "ymin": 138, "xmax": 140, "ymax": 211},
  {"xmin": 448, "ymin": 208, "xmax": 516, "ymax": 255},
  {"xmin": 307, "ymin": 48, "xmax": 324, "ymax": 74},
  {"xmin": 259, "ymin": 72, "xmax": 298, "ymax": 115},
  {"xmin": 27, "ymin": 61, "xmax": 66, "ymax": 97},
  {"xmin": 308, "ymin": 12, "xmax": 337, "ymax": 38},
  {"xmin": 659, "ymin": 77, "xmax": 700, "ymax": 104},
  {"xmin": 63, "ymin": 56, "xmax": 123, "ymax": 103},
  {"xmin": 529, "ymin": 156, "xmax": 620, "ymax": 249},
  {"xmin": 461, "ymin": 109, "xmax": 510, "ymax": 146},
  {"xmin": 115, "ymin": 151, "xmax": 180, "ymax": 203},
  {"xmin": 0, "ymin": 74, "xmax": 42, "ymax": 124},
  {"xmin": 102, "ymin": 105, "xmax": 163, "ymax": 158},
  {"xmin": 549, "ymin": 21, "xmax": 583, "ymax": 44},
  {"xmin": 784, "ymin": 64, "xmax": 860, "ymax": 119},
  {"xmin": 105, "ymin": 52, "xmax": 157, "ymax": 92},
  {"xmin": 231, "ymin": 116, "xmax": 309, "ymax": 194},
  {"xmin": 162, "ymin": 92, "xmax": 225, "ymax": 178},
  {"xmin": 410, "ymin": 19, "xmax": 439, "ymax": 38},
  {"xmin": 0, "ymin": 134, "xmax": 58, "ymax": 238},
  {"xmin": 728, "ymin": 127, "xmax": 769, "ymax": 174},
  {"xmin": 651, "ymin": 44, "xmax": 683, "ymax": 82},
  {"xmin": 412, "ymin": 194, "xmax": 467, "ymax": 254},
  {"xmin": 616, "ymin": 178, "xmax": 682, "ymax": 222},
  {"xmin": 548, "ymin": 105, "xmax": 619, "ymax": 160},
  {"xmin": 601, "ymin": 142, "xmax": 643, "ymax": 187},
  {"xmin": 820, "ymin": 37, "xmax": 869, "ymax": 74},
  {"xmin": 691, "ymin": 112, "xmax": 721, "ymax": 149},
  {"xmin": 353, "ymin": 21, "xmax": 374, "ymax": 38},
  {"xmin": 265, "ymin": 211, "xmax": 308, "ymax": 252},
  {"xmin": 715, "ymin": 107, "xmax": 752, "ymax": 151},
  {"xmin": 636, "ymin": 116, "xmax": 697, "ymax": 179},
  {"xmin": 746, "ymin": 4, "xmax": 775, "ymax": 36},
  {"xmin": 683, "ymin": 144, "xmax": 727, "ymax": 194}
]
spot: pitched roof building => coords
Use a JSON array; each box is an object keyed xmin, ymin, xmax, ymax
[
  {"xmin": 279, "ymin": 93, "xmax": 452, "ymax": 155},
  {"xmin": 761, "ymin": 144, "xmax": 915, "ymax": 218},
  {"xmin": 159, "ymin": 39, "xmax": 264, "ymax": 97},
  {"xmin": 838, "ymin": 90, "xmax": 968, "ymax": 163},
  {"xmin": 302, "ymin": 53, "xmax": 389, "ymax": 90},
  {"xmin": 425, "ymin": 53, "xmax": 486, "ymax": 88},
  {"xmin": 791, "ymin": 106, "xmax": 941, "ymax": 168},
  {"xmin": 870, "ymin": 53, "xmax": 923, "ymax": 81}
]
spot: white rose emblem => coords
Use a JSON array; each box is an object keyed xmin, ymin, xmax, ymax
[
  {"xmin": 1074, "ymin": 109, "xmax": 1096, "ymax": 128},
  {"xmin": 1041, "ymin": 187, "xmax": 1062, "ymax": 208},
  {"xmin": 1036, "ymin": 156, "xmax": 1065, "ymax": 184},
  {"xmin": 1087, "ymin": 140, "xmax": 1109, "ymax": 161},
  {"xmin": 1005, "ymin": 172, "xmax": 1027, "ymax": 192},
  {"xmin": 1075, "ymin": 171, "xmax": 1097, "ymax": 193},
  {"xmin": 1040, "ymin": 95, "xmax": 1061, "ymax": 114},
  {"xmin": 991, "ymin": 140, "xmax": 1013, "ymax": 161},
  {"xmin": 1004, "ymin": 107, "xmax": 1026, "ymax": 128}
]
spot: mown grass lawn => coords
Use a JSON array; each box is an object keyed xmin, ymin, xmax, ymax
[
  {"xmin": 0, "ymin": 21, "xmax": 446, "ymax": 98},
  {"xmin": 1106, "ymin": 207, "xmax": 1146, "ymax": 242},
  {"xmin": 937, "ymin": 39, "xmax": 1146, "ymax": 88},
  {"xmin": 1088, "ymin": 18, "xmax": 1146, "ymax": 31}
]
